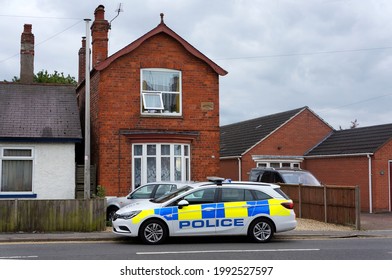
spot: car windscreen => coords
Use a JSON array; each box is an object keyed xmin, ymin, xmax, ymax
[
  {"xmin": 151, "ymin": 186, "xmax": 193, "ymax": 203},
  {"xmin": 280, "ymin": 171, "xmax": 321, "ymax": 186}
]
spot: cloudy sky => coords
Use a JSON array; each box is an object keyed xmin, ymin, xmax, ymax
[{"xmin": 1, "ymin": 0, "xmax": 392, "ymax": 129}]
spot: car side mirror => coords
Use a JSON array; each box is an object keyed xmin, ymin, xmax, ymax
[{"xmin": 177, "ymin": 199, "xmax": 189, "ymax": 209}]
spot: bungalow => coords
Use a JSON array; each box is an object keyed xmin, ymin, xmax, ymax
[
  {"xmin": 0, "ymin": 25, "xmax": 82, "ymax": 199},
  {"xmin": 305, "ymin": 123, "xmax": 392, "ymax": 213},
  {"xmin": 219, "ymin": 106, "xmax": 333, "ymax": 181},
  {"xmin": 220, "ymin": 106, "xmax": 392, "ymax": 213}
]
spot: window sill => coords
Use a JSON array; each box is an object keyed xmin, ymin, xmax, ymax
[
  {"xmin": 0, "ymin": 193, "xmax": 37, "ymax": 199},
  {"xmin": 141, "ymin": 113, "xmax": 183, "ymax": 119}
]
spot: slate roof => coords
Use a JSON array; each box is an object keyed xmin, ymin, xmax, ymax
[
  {"xmin": 220, "ymin": 107, "xmax": 307, "ymax": 157},
  {"xmin": 306, "ymin": 123, "xmax": 392, "ymax": 156},
  {"xmin": 0, "ymin": 83, "xmax": 82, "ymax": 142}
]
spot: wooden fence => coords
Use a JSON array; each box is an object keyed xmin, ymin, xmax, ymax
[
  {"xmin": 280, "ymin": 184, "xmax": 361, "ymax": 230},
  {"xmin": 0, "ymin": 198, "xmax": 106, "ymax": 232}
]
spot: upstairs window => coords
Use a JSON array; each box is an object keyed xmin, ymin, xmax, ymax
[{"xmin": 141, "ymin": 69, "xmax": 181, "ymax": 115}]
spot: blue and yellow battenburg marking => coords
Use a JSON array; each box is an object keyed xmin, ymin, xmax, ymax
[{"xmin": 131, "ymin": 199, "xmax": 290, "ymax": 225}]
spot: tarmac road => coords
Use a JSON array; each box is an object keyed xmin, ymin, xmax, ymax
[{"xmin": 0, "ymin": 212, "xmax": 391, "ymax": 244}]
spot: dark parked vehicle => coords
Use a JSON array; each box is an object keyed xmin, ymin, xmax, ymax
[{"xmin": 249, "ymin": 168, "xmax": 321, "ymax": 186}]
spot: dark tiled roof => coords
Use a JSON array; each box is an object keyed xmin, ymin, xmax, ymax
[
  {"xmin": 0, "ymin": 83, "xmax": 82, "ymax": 142},
  {"xmin": 306, "ymin": 123, "xmax": 392, "ymax": 156},
  {"xmin": 220, "ymin": 107, "xmax": 307, "ymax": 157}
]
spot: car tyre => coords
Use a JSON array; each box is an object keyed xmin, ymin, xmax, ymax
[
  {"xmin": 139, "ymin": 219, "xmax": 168, "ymax": 245},
  {"xmin": 248, "ymin": 218, "xmax": 274, "ymax": 243}
]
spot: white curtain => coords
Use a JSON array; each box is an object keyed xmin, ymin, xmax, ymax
[{"xmin": 1, "ymin": 160, "xmax": 32, "ymax": 192}]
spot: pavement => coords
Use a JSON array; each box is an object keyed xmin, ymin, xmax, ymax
[{"xmin": 0, "ymin": 212, "xmax": 391, "ymax": 243}]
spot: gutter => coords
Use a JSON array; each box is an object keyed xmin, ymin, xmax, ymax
[
  {"xmin": 219, "ymin": 156, "xmax": 241, "ymax": 160},
  {"xmin": 305, "ymin": 153, "xmax": 373, "ymax": 159},
  {"xmin": 238, "ymin": 157, "xmax": 242, "ymax": 181},
  {"xmin": 368, "ymin": 154, "xmax": 373, "ymax": 213}
]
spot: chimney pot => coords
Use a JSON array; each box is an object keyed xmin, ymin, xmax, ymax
[{"xmin": 94, "ymin": 5, "xmax": 105, "ymax": 20}]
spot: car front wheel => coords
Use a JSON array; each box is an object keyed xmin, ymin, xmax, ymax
[
  {"xmin": 248, "ymin": 218, "xmax": 274, "ymax": 243},
  {"xmin": 139, "ymin": 219, "xmax": 168, "ymax": 245}
]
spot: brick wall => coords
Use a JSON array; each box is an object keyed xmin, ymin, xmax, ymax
[
  {"xmin": 305, "ymin": 157, "xmax": 370, "ymax": 211},
  {"xmin": 219, "ymin": 158, "xmax": 239, "ymax": 180},
  {"xmin": 371, "ymin": 141, "xmax": 392, "ymax": 212},
  {"xmin": 306, "ymin": 148, "xmax": 392, "ymax": 213}
]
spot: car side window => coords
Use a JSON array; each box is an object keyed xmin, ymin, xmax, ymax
[
  {"xmin": 260, "ymin": 171, "xmax": 274, "ymax": 183},
  {"xmin": 253, "ymin": 190, "xmax": 272, "ymax": 201},
  {"xmin": 275, "ymin": 173, "xmax": 284, "ymax": 184},
  {"xmin": 220, "ymin": 188, "xmax": 253, "ymax": 202},
  {"xmin": 182, "ymin": 188, "xmax": 216, "ymax": 205},
  {"xmin": 131, "ymin": 184, "xmax": 155, "ymax": 199}
]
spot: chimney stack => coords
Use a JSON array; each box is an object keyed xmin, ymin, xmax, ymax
[
  {"xmin": 20, "ymin": 24, "xmax": 34, "ymax": 83},
  {"xmin": 78, "ymin": 37, "xmax": 86, "ymax": 83},
  {"xmin": 91, "ymin": 5, "xmax": 109, "ymax": 68}
]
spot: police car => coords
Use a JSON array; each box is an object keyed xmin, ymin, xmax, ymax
[{"xmin": 112, "ymin": 178, "xmax": 297, "ymax": 244}]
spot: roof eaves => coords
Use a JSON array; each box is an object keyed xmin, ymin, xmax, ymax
[
  {"xmin": 95, "ymin": 23, "xmax": 228, "ymax": 76},
  {"xmin": 240, "ymin": 107, "xmax": 308, "ymax": 156},
  {"xmin": 0, "ymin": 137, "xmax": 82, "ymax": 143}
]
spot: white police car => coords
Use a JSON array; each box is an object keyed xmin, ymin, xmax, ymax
[{"xmin": 112, "ymin": 178, "xmax": 297, "ymax": 244}]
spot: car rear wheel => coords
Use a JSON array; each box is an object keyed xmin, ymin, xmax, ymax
[
  {"xmin": 248, "ymin": 218, "xmax": 274, "ymax": 243},
  {"xmin": 139, "ymin": 219, "xmax": 168, "ymax": 245}
]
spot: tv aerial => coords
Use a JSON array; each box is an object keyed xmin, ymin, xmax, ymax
[{"xmin": 109, "ymin": 3, "xmax": 123, "ymax": 29}]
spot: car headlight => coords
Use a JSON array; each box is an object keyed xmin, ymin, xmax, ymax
[{"xmin": 116, "ymin": 210, "xmax": 141, "ymax": 220}]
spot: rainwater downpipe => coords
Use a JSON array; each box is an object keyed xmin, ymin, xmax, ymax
[
  {"xmin": 238, "ymin": 157, "xmax": 242, "ymax": 181},
  {"xmin": 368, "ymin": 154, "xmax": 373, "ymax": 213}
]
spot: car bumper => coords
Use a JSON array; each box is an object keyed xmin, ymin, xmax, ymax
[
  {"xmin": 112, "ymin": 219, "xmax": 139, "ymax": 237},
  {"xmin": 275, "ymin": 219, "xmax": 297, "ymax": 233}
]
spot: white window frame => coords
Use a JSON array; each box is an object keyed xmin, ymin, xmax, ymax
[
  {"xmin": 140, "ymin": 68, "xmax": 182, "ymax": 116},
  {"xmin": 132, "ymin": 143, "xmax": 190, "ymax": 189},
  {"xmin": 0, "ymin": 147, "xmax": 34, "ymax": 194},
  {"xmin": 142, "ymin": 91, "xmax": 164, "ymax": 110},
  {"xmin": 256, "ymin": 161, "xmax": 301, "ymax": 169}
]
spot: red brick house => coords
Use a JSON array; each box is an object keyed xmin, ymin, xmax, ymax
[
  {"xmin": 219, "ymin": 107, "xmax": 333, "ymax": 181},
  {"xmin": 305, "ymin": 124, "xmax": 392, "ymax": 213},
  {"xmin": 76, "ymin": 6, "xmax": 227, "ymax": 196}
]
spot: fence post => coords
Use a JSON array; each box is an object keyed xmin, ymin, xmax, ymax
[
  {"xmin": 14, "ymin": 199, "xmax": 19, "ymax": 231},
  {"xmin": 355, "ymin": 185, "xmax": 361, "ymax": 230},
  {"xmin": 298, "ymin": 185, "xmax": 302, "ymax": 218}
]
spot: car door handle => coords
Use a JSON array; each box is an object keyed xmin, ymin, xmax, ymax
[{"xmin": 203, "ymin": 207, "xmax": 215, "ymax": 211}]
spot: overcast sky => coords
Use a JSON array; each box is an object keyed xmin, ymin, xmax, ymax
[{"xmin": 1, "ymin": 0, "xmax": 392, "ymax": 129}]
